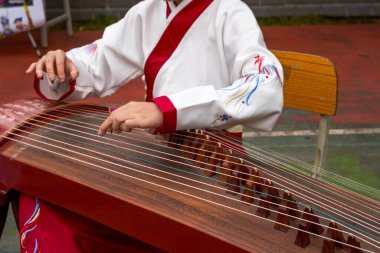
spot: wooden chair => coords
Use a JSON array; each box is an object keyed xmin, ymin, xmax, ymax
[{"xmin": 271, "ymin": 50, "xmax": 338, "ymax": 177}]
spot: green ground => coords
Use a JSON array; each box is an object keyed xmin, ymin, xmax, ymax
[{"xmin": 0, "ymin": 210, "xmax": 18, "ymax": 253}]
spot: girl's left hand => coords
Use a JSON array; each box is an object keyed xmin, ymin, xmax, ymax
[{"xmin": 98, "ymin": 102, "xmax": 163, "ymax": 136}]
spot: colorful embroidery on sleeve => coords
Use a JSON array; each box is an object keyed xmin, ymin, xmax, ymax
[
  {"xmin": 211, "ymin": 114, "xmax": 232, "ymax": 126},
  {"xmin": 67, "ymin": 42, "xmax": 98, "ymax": 59},
  {"xmin": 221, "ymin": 54, "xmax": 282, "ymax": 109},
  {"xmin": 254, "ymin": 55, "xmax": 264, "ymax": 73},
  {"xmin": 83, "ymin": 43, "xmax": 98, "ymax": 56}
]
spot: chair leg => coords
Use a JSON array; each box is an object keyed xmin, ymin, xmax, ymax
[{"xmin": 313, "ymin": 115, "xmax": 330, "ymax": 178}]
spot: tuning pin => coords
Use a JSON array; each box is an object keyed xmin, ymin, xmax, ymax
[
  {"xmin": 274, "ymin": 208, "xmax": 290, "ymax": 233},
  {"xmin": 321, "ymin": 239, "xmax": 335, "ymax": 253},
  {"xmin": 256, "ymin": 196, "xmax": 270, "ymax": 218},
  {"xmin": 166, "ymin": 133, "xmax": 177, "ymax": 148},
  {"xmin": 176, "ymin": 131, "xmax": 187, "ymax": 145},
  {"xmin": 236, "ymin": 158, "xmax": 249, "ymax": 186},
  {"xmin": 302, "ymin": 207, "xmax": 324, "ymax": 235},
  {"xmin": 180, "ymin": 130, "xmax": 193, "ymax": 155},
  {"xmin": 215, "ymin": 142, "xmax": 224, "ymax": 160},
  {"xmin": 226, "ymin": 171, "xmax": 240, "ymax": 195},
  {"xmin": 186, "ymin": 129, "xmax": 203, "ymax": 159},
  {"xmin": 251, "ymin": 167, "xmax": 264, "ymax": 194},
  {"xmin": 266, "ymin": 179, "xmax": 281, "ymax": 207},
  {"xmin": 283, "ymin": 191, "xmax": 300, "ymax": 218},
  {"xmin": 240, "ymin": 168, "xmax": 256, "ymax": 204},
  {"xmin": 344, "ymin": 235, "xmax": 363, "ymax": 253},
  {"xmin": 294, "ymin": 223, "xmax": 311, "ymax": 248},
  {"xmin": 204, "ymin": 139, "xmax": 224, "ymax": 177},
  {"xmin": 218, "ymin": 149, "xmax": 234, "ymax": 186},
  {"xmin": 326, "ymin": 221, "xmax": 346, "ymax": 248},
  {"xmin": 169, "ymin": 132, "xmax": 183, "ymax": 149},
  {"xmin": 203, "ymin": 150, "xmax": 217, "ymax": 177},
  {"xmin": 194, "ymin": 136, "xmax": 212, "ymax": 166}
]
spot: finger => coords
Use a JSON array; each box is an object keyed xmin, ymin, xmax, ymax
[
  {"xmin": 55, "ymin": 51, "xmax": 66, "ymax": 83},
  {"xmin": 112, "ymin": 118, "xmax": 122, "ymax": 133},
  {"xmin": 120, "ymin": 122, "xmax": 125, "ymax": 132},
  {"xmin": 123, "ymin": 117, "xmax": 149, "ymax": 132},
  {"xmin": 98, "ymin": 117, "xmax": 114, "ymax": 136},
  {"xmin": 25, "ymin": 62, "xmax": 37, "ymax": 74},
  {"xmin": 35, "ymin": 57, "xmax": 46, "ymax": 79},
  {"xmin": 66, "ymin": 58, "xmax": 79, "ymax": 80},
  {"xmin": 115, "ymin": 102, "xmax": 133, "ymax": 112},
  {"xmin": 122, "ymin": 119, "xmax": 137, "ymax": 132},
  {"xmin": 45, "ymin": 53, "xmax": 57, "ymax": 82}
]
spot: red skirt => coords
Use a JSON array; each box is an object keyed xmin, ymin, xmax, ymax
[{"xmin": 18, "ymin": 193, "xmax": 164, "ymax": 253}]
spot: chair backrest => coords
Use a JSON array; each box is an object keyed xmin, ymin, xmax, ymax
[
  {"xmin": 272, "ymin": 50, "xmax": 338, "ymax": 116},
  {"xmin": 271, "ymin": 50, "xmax": 338, "ymax": 177}
]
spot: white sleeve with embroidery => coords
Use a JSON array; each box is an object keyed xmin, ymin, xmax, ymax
[
  {"xmin": 167, "ymin": 1, "xmax": 283, "ymax": 131},
  {"xmin": 37, "ymin": 6, "xmax": 144, "ymax": 101}
]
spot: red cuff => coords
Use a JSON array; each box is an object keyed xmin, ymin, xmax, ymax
[
  {"xmin": 152, "ymin": 96, "xmax": 177, "ymax": 133},
  {"xmin": 33, "ymin": 74, "xmax": 76, "ymax": 101}
]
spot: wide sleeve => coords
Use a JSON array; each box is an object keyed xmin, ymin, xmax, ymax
[
  {"xmin": 153, "ymin": 1, "xmax": 283, "ymax": 133},
  {"xmin": 34, "ymin": 6, "xmax": 145, "ymax": 101}
]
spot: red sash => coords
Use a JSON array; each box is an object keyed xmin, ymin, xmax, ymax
[{"xmin": 144, "ymin": 0, "xmax": 214, "ymax": 102}]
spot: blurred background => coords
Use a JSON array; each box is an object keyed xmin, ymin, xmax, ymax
[{"xmin": 1, "ymin": 0, "xmax": 380, "ymax": 252}]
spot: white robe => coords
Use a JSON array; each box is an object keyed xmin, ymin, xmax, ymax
[{"xmin": 35, "ymin": 0, "xmax": 284, "ymax": 133}]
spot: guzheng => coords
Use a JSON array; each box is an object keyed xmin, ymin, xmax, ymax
[{"xmin": 0, "ymin": 99, "xmax": 379, "ymax": 253}]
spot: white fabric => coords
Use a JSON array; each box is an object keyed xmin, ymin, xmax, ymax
[{"xmin": 37, "ymin": 0, "xmax": 283, "ymax": 131}]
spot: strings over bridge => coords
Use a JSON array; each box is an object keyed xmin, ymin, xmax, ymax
[
  {"xmin": 0, "ymin": 101, "xmax": 378, "ymax": 253},
  {"xmin": 163, "ymin": 129, "xmax": 377, "ymax": 253}
]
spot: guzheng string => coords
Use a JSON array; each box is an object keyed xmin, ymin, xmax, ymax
[
  {"xmin": 46, "ymin": 105, "xmax": 374, "ymax": 192},
  {"xmin": 44, "ymin": 105, "xmax": 380, "ymax": 230},
  {"xmin": 183, "ymin": 128, "xmax": 380, "ymax": 201},
  {"xmin": 48, "ymin": 109, "xmax": 380, "ymax": 216},
  {"xmin": 205, "ymin": 128, "xmax": 380, "ymax": 199},
  {"xmin": 55, "ymin": 105, "xmax": 380, "ymax": 200},
  {"xmin": 48, "ymin": 105, "xmax": 376, "ymax": 194},
  {"xmin": 20, "ymin": 110, "xmax": 376, "ymax": 223},
  {"xmin": 31, "ymin": 105, "xmax": 380, "ymax": 221},
  {"xmin": 6, "ymin": 129, "xmax": 350, "ymax": 232},
  {"xmin": 11, "ymin": 122, "xmax": 379, "ymax": 240},
  {"xmin": 2, "ymin": 104, "xmax": 379, "ymax": 251},
  {"xmin": 171, "ymin": 130, "xmax": 377, "ymax": 219},
  {"xmin": 2, "ymin": 133, "xmax": 379, "ymax": 252},
  {"xmin": 8, "ymin": 122, "xmax": 380, "ymax": 217},
  {"xmin": 202, "ymin": 129, "xmax": 380, "ymax": 206},
  {"xmin": 44, "ymin": 105, "xmax": 380, "ymax": 217},
  {"xmin": 174, "ymin": 128, "xmax": 380, "ymax": 202}
]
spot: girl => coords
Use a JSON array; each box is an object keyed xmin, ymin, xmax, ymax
[{"xmin": 23, "ymin": 0, "xmax": 283, "ymax": 251}]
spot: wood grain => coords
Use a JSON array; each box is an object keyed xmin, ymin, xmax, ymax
[{"xmin": 272, "ymin": 50, "xmax": 338, "ymax": 116}]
